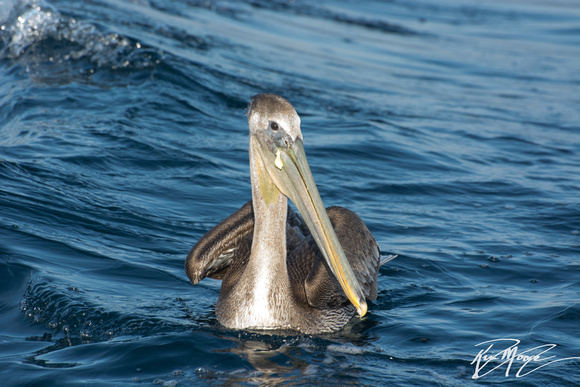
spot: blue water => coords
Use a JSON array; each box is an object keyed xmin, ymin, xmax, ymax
[{"xmin": 1, "ymin": 0, "xmax": 579, "ymax": 385}]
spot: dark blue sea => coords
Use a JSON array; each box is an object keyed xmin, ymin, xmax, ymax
[{"xmin": 1, "ymin": 0, "xmax": 579, "ymax": 385}]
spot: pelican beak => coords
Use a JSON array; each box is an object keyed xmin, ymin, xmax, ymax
[{"xmin": 251, "ymin": 135, "xmax": 367, "ymax": 316}]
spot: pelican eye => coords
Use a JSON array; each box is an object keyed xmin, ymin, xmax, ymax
[{"xmin": 270, "ymin": 121, "xmax": 279, "ymax": 131}]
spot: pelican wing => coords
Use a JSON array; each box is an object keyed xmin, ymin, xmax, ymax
[
  {"xmin": 185, "ymin": 201, "xmax": 254, "ymax": 284},
  {"xmin": 300, "ymin": 206, "xmax": 381, "ymax": 308},
  {"xmin": 185, "ymin": 200, "xmax": 309, "ymax": 284},
  {"xmin": 186, "ymin": 201, "xmax": 384, "ymax": 314}
]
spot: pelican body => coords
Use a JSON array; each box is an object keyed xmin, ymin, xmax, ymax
[{"xmin": 186, "ymin": 94, "xmax": 392, "ymax": 334}]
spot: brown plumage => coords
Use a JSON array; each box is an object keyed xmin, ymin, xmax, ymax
[
  {"xmin": 184, "ymin": 94, "xmax": 395, "ymax": 334},
  {"xmin": 186, "ymin": 200, "xmax": 385, "ymax": 333}
]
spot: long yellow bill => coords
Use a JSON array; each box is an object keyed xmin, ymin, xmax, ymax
[{"xmin": 251, "ymin": 135, "xmax": 367, "ymax": 316}]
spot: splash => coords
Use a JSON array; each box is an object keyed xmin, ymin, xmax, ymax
[{"xmin": 0, "ymin": 0, "xmax": 159, "ymax": 81}]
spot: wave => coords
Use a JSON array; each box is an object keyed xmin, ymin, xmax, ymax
[
  {"xmin": 20, "ymin": 276, "xmax": 207, "ymax": 344},
  {"xmin": 234, "ymin": 0, "xmax": 416, "ymax": 35},
  {"xmin": 0, "ymin": 0, "xmax": 160, "ymax": 83}
]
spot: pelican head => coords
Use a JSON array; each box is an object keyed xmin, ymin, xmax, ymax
[{"xmin": 247, "ymin": 93, "xmax": 368, "ymax": 316}]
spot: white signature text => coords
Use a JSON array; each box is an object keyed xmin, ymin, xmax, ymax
[{"xmin": 471, "ymin": 338, "xmax": 580, "ymax": 379}]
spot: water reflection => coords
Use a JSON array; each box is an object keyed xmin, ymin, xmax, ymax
[{"xmin": 198, "ymin": 318, "xmax": 382, "ymax": 384}]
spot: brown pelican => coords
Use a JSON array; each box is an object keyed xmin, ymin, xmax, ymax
[{"xmin": 185, "ymin": 94, "xmax": 395, "ymax": 334}]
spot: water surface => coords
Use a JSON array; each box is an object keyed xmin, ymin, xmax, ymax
[{"xmin": 1, "ymin": 0, "xmax": 579, "ymax": 385}]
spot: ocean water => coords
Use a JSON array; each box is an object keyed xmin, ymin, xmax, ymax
[{"xmin": 1, "ymin": 0, "xmax": 579, "ymax": 385}]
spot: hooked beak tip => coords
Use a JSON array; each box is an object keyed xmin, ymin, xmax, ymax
[{"xmin": 357, "ymin": 300, "xmax": 368, "ymax": 317}]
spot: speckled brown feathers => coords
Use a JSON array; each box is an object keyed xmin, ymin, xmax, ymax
[
  {"xmin": 185, "ymin": 201, "xmax": 254, "ymax": 284},
  {"xmin": 185, "ymin": 93, "xmax": 392, "ymax": 333},
  {"xmin": 185, "ymin": 201, "xmax": 382, "ymax": 333}
]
